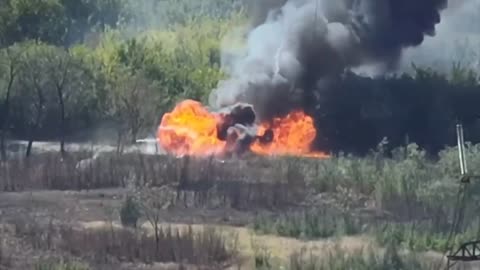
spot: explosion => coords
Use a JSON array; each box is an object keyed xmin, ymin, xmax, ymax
[
  {"xmin": 250, "ymin": 111, "xmax": 327, "ymax": 158},
  {"xmin": 157, "ymin": 100, "xmax": 328, "ymax": 158},
  {"xmin": 157, "ymin": 100, "xmax": 225, "ymax": 156},
  {"xmin": 157, "ymin": 0, "xmax": 448, "ymax": 158}
]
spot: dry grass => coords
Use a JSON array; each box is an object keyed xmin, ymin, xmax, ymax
[
  {"xmin": 0, "ymin": 152, "xmax": 128, "ymax": 191},
  {"xmin": 0, "ymin": 152, "xmax": 309, "ymax": 210},
  {"xmin": 142, "ymin": 222, "xmax": 374, "ymax": 268},
  {"xmin": 10, "ymin": 216, "xmax": 237, "ymax": 269},
  {"xmin": 2, "ymin": 143, "xmax": 480, "ymax": 269}
]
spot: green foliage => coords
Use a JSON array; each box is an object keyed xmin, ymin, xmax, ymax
[
  {"xmin": 4, "ymin": 41, "xmax": 100, "ymax": 139},
  {"xmin": 252, "ymin": 143, "xmax": 480, "ymax": 257},
  {"xmin": 0, "ymin": 0, "xmax": 128, "ymax": 47},
  {"xmin": 0, "ymin": 0, "xmax": 66, "ymax": 46},
  {"xmin": 254, "ymin": 242, "xmax": 432, "ymax": 270},
  {"xmin": 0, "ymin": 0, "xmax": 479, "ymax": 156},
  {"xmin": 253, "ymin": 209, "xmax": 362, "ymax": 240},
  {"xmin": 309, "ymin": 142, "xmax": 480, "ymax": 220},
  {"xmin": 289, "ymin": 246, "xmax": 431, "ymax": 270},
  {"xmin": 373, "ymin": 218, "xmax": 480, "ymax": 253},
  {"xmin": 0, "ymin": 42, "xmax": 24, "ymax": 111},
  {"xmin": 120, "ymin": 195, "xmax": 141, "ymax": 228},
  {"xmin": 115, "ymin": 15, "xmax": 235, "ymax": 103},
  {"xmin": 0, "ymin": 0, "xmax": 231, "ymax": 145},
  {"xmin": 126, "ymin": 0, "xmax": 245, "ymax": 28},
  {"xmin": 0, "ymin": 9, "xmax": 237, "ymax": 141}
]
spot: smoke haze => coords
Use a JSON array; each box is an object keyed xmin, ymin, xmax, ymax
[
  {"xmin": 209, "ymin": 0, "xmax": 450, "ymax": 121},
  {"xmin": 400, "ymin": 0, "xmax": 480, "ymax": 72}
]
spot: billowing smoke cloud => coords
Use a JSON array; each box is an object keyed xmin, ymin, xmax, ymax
[
  {"xmin": 209, "ymin": 0, "xmax": 448, "ymax": 121},
  {"xmin": 400, "ymin": 0, "xmax": 480, "ymax": 72}
]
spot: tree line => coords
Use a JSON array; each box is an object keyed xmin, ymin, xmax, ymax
[
  {"xmin": 0, "ymin": 0, "xmax": 242, "ymax": 160},
  {"xmin": 0, "ymin": 0, "xmax": 479, "ymax": 159},
  {"xmin": 312, "ymin": 67, "xmax": 480, "ymax": 155}
]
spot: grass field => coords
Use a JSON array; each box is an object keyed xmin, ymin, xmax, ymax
[{"xmin": 0, "ymin": 142, "xmax": 479, "ymax": 269}]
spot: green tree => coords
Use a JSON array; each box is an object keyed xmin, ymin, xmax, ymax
[
  {"xmin": 0, "ymin": 0, "xmax": 128, "ymax": 47},
  {"xmin": 0, "ymin": 0, "xmax": 67, "ymax": 46},
  {"xmin": 44, "ymin": 47, "xmax": 97, "ymax": 154},
  {"xmin": 0, "ymin": 44, "xmax": 24, "ymax": 160},
  {"xmin": 14, "ymin": 42, "xmax": 54, "ymax": 157},
  {"xmin": 107, "ymin": 67, "xmax": 160, "ymax": 150}
]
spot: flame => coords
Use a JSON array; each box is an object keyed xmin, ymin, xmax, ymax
[
  {"xmin": 157, "ymin": 100, "xmax": 225, "ymax": 156},
  {"xmin": 158, "ymin": 99, "xmax": 329, "ymax": 158},
  {"xmin": 251, "ymin": 111, "xmax": 329, "ymax": 158}
]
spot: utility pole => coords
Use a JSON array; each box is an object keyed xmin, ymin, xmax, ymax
[{"xmin": 446, "ymin": 124, "xmax": 480, "ymax": 269}]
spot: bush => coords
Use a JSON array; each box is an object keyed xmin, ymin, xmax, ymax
[{"xmin": 119, "ymin": 195, "xmax": 141, "ymax": 228}]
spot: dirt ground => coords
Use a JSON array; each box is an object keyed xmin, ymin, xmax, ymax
[
  {"xmin": 0, "ymin": 188, "xmax": 378, "ymax": 269},
  {"xmin": 2, "ymin": 188, "xmax": 476, "ymax": 270}
]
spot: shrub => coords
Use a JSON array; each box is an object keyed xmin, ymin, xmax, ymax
[{"xmin": 119, "ymin": 195, "xmax": 141, "ymax": 228}]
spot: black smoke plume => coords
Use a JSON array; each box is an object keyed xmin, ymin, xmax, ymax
[{"xmin": 209, "ymin": 0, "xmax": 448, "ymax": 122}]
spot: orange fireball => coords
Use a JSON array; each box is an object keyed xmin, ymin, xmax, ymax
[
  {"xmin": 157, "ymin": 100, "xmax": 225, "ymax": 156},
  {"xmin": 157, "ymin": 99, "xmax": 329, "ymax": 158},
  {"xmin": 251, "ymin": 111, "xmax": 329, "ymax": 158}
]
